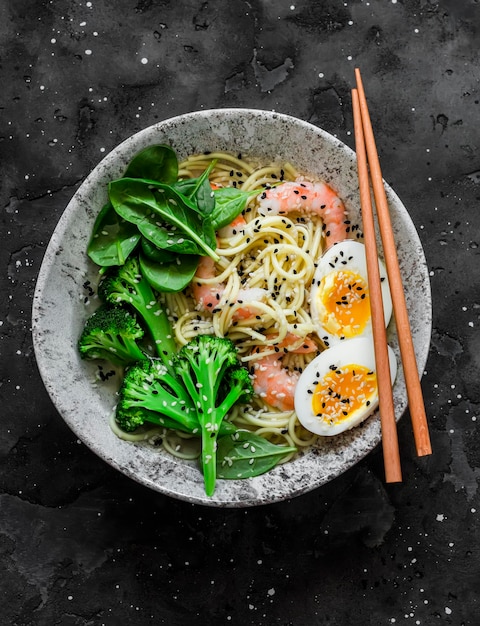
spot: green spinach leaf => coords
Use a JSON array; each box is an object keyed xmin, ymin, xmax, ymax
[
  {"xmin": 139, "ymin": 251, "xmax": 199, "ymax": 293},
  {"xmin": 140, "ymin": 237, "xmax": 175, "ymax": 264},
  {"xmin": 211, "ymin": 187, "xmax": 259, "ymax": 230},
  {"xmin": 173, "ymin": 159, "xmax": 217, "ymax": 216},
  {"xmin": 109, "ymin": 178, "xmax": 219, "ymax": 260},
  {"xmin": 87, "ymin": 202, "xmax": 141, "ymax": 266},
  {"xmin": 138, "ymin": 220, "xmax": 206, "ymax": 256},
  {"xmin": 216, "ymin": 431, "xmax": 297, "ymax": 479},
  {"xmin": 124, "ymin": 145, "xmax": 178, "ymax": 184},
  {"xmin": 119, "ymin": 177, "xmax": 199, "ymax": 213}
]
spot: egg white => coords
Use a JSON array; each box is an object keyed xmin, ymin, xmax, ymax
[
  {"xmin": 294, "ymin": 337, "xmax": 397, "ymax": 436},
  {"xmin": 310, "ymin": 240, "xmax": 392, "ymax": 347}
]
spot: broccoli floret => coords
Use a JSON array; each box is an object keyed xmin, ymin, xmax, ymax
[
  {"xmin": 98, "ymin": 255, "xmax": 176, "ymax": 367},
  {"xmin": 112, "ymin": 332, "xmax": 252, "ymax": 495},
  {"xmin": 115, "ymin": 357, "xmax": 237, "ymax": 438},
  {"xmin": 221, "ymin": 366, "xmax": 255, "ymax": 407},
  {"xmin": 115, "ymin": 358, "xmax": 199, "ymax": 433},
  {"xmin": 78, "ymin": 305, "xmax": 146, "ymax": 366},
  {"xmin": 174, "ymin": 335, "xmax": 254, "ymax": 496}
]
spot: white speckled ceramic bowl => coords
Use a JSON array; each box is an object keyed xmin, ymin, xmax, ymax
[{"xmin": 32, "ymin": 109, "xmax": 432, "ymax": 507}]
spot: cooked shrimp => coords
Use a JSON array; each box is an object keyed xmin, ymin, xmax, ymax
[
  {"xmin": 257, "ymin": 180, "xmax": 348, "ymax": 248},
  {"xmin": 191, "ymin": 206, "xmax": 267, "ymax": 317},
  {"xmin": 191, "ymin": 256, "xmax": 224, "ymax": 312},
  {"xmin": 191, "ymin": 255, "xmax": 266, "ymax": 318},
  {"xmin": 267, "ymin": 332, "xmax": 318, "ymax": 354},
  {"xmin": 252, "ymin": 354, "xmax": 298, "ymax": 412},
  {"xmin": 251, "ymin": 333, "xmax": 318, "ymax": 411}
]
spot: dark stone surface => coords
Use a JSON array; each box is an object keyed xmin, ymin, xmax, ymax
[{"xmin": 1, "ymin": 0, "xmax": 479, "ymax": 624}]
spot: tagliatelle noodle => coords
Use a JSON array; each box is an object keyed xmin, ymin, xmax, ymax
[{"xmin": 121, "ymin": 152, "xmax": 328, "ymax": 459}]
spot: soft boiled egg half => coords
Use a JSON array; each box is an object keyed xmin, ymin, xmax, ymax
[
  {"xmin": 294, "ymin": 338, "xmax": 397, "ymax": 436},
  {"xmin": 310, "ymin": 240, "xmax": 392, "ymax": 348}
]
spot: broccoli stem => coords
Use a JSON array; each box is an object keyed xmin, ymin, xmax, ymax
[
  {"xmin": 202, "ymin": 379, "xmax": 251, "ymax": 495},
  {"xmin": 176, "ymin": 340, "xmax": 247, "ymax": 496},
  {"xmin": 176, "ymin": 335, "xmax": 257, "ymax": 496},
  {"xmin": 100, "ymin": 257, "xmax": 176, "ymax": 368},
  {"xmin": 202, "ymin": 430, "xmax": 219, "ymax": 497},
  {"xmin": 145, "ymin": 300, "xmax": 176, "ymax": 364},
  {"xmin": 124, "ymin": 377, "xmax": 199, "ymax": 431},
  {"xmin": 129, "ymin": 279, "xmax": 175, "ymax": 365},
  {"xmin": 175, "ymin": 355, "xmax": 217, "ymax": 495},
  {"xmin": 215, "ymin": 383, "xmax": 247, "ymax": 423}
]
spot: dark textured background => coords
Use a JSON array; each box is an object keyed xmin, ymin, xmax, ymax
[{"xmin": 2, "ymin": 1, "xmax": 479, "ymax": 624}]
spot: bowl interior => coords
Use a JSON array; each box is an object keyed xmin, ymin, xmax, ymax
[{"xmin": 32, "ymin": 109, "xmax": 432, "ymax": 507}]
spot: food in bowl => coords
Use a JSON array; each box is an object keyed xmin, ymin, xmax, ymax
[{"xmin": 78, "ymin": 144, "xmax": 395, "ymax": 496}]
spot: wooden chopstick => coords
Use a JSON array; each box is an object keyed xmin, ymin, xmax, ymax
[
  {"xmin": 354, "ymin": 68, "xmax": 432, "ymax": 458},
  {"xmin": 352, "ymin": 88, "xmax": 402, "ymax": 483}
]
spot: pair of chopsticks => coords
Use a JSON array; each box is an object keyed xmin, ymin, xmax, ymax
[{"xmin": 352, "ymin": 68, "xmax": 432, "ymax": 483}]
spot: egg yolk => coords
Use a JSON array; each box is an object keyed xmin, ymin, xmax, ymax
[
  {"xmin": 317, "ymin": 270, "xmax": 370, "ymax": 338},
  {"xmin": 311, "ymin": 363, "xmax": 377, "ymax": 425}
]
